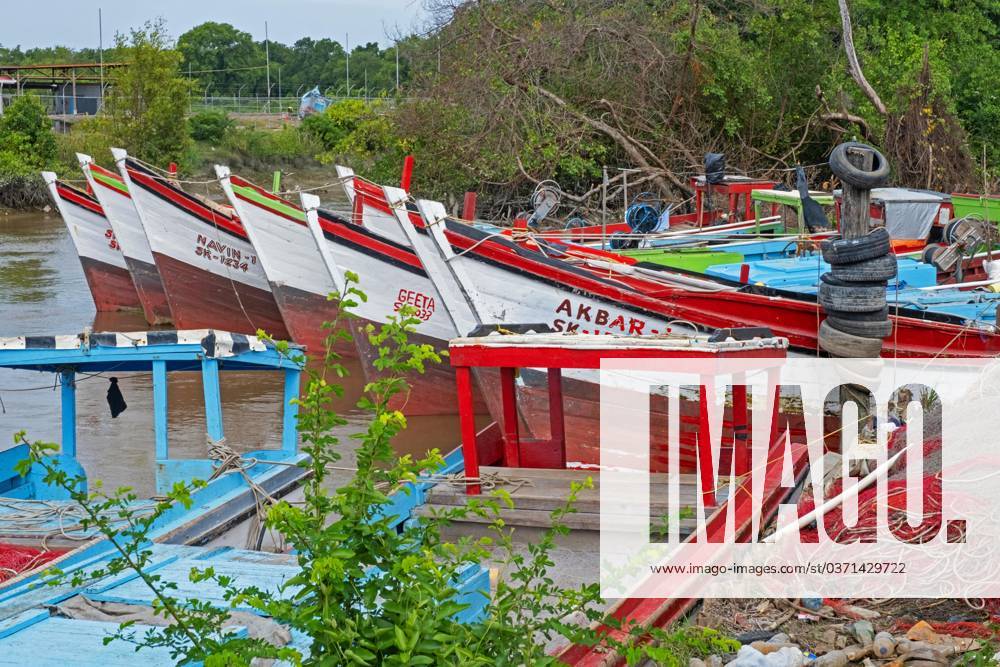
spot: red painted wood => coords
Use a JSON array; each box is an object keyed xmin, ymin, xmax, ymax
[
  {"xmin": 449, "ymin": 345, "xmax": 784, "ymax": 368},
  {"xmin": 697, "ymin": 383, "xmax": 715, "ymax": 507},
  {"xmin": 518, "ymin": 439, "xmax": 565, "ymax": 469},
  {"xmin": 455, "ymin": 366, "xmax": 480, "ymax": 495},
  {"xmin": 400, "ymin": 155, "xmax": 414, "ymax": 192},
  {"xmin": 500, "ymin": 367, "xmax": 521, "ymax": 469},
  {"xmin": 732, "ymin": 382, "xmax": 749, "ymax": 476},
  {"xmin": 462, "ymin": 191, "xmax": 478, "ymax": 221},
  {"xmin": 547, "ymin": 368, "xmax": 566, "ymax": 467}
]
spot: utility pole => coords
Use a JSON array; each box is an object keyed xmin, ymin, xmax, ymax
[
  {"xmin": 98, "ymin": 8, "xmax": 104, "ymax": 112},
  {"xmin": 395, "ymin": 42, "xmax": 399, "ymax": 92},
  {"xmin": 264, "ymin": 21, "xmax": 271, "ymax": 112},
  {"xmin": 345, "ymin": 33, "xmax": 350, "ymax": 97}
]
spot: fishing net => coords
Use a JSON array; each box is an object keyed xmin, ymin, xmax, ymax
[{"xmin": 0, "ymin": 542, "xmax": 64, "ymax": 582}]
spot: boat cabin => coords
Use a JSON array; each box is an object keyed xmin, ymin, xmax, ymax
[{"xmin": 0, "ymin": 330, "xmax": 308, "ymax": 582}]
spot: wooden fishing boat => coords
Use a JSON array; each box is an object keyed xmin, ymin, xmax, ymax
[
  {"xmin": 40, "ymin": 172, "xmax": 143, "ymax": 313},
  {"xmin": 255, "ymin": 183, "xmax": 480, "ymax": 417},
  {"xmin": 0, "ymin": 329, "xmax": 309, "ymax": 588},
  {"xmin": 309, "ymin": 178, "xmax": 1000, "ymax": 463},
  {"xmin": 78, "ymin": 153, "xmax": 173, "ymax": 325},
  {"xmin": 0, "ymin": 331, "xmax": 490, "ymax": 663},
  {"xmin": 112, "ymin": 150, "xmax": 290, "ymax": 339},
  {"xmin": 215, "ymin": 167, "xmax": 353, "ymax": 357}
]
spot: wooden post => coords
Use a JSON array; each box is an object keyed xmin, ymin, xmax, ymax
[
  {"xmin": 281, "ymin": 367, "xmax": 300, "ymax": 454},
  {"xmin": 732, "ymin": 379, "xmax": 749, "ymax": 476},
  {"xmin": 840, "ymin": 147, "xmax": 874, "ymax": 239},
  {"xmin": 547, "ymin": 368, "xmax": 566, "ymax": 466},
  {"xmin": 60, "ymin": 371, "xmax": 76, "ymax": 458},
  {"xmin": 500, "ymin": 367, "xmax": 520, "ymax": 467},
  {"xmin": 455, "ymin": 366, "xmax": 481, "ymax": 494},
  {"xmin": 461, "ymin": 191, "xmax": 477, "ymax": 221},
  {"xmin": 400, "ymin": 155, "xmax": 414, "ymax": 192},
  {"xmin": 201, "ymin": 358, "xmax": 224, "ymax": 443},
  {"xmin": 153, "ymin": 360, "xmax": 168, "ymax": 460},
  {"xmin": 697, "ymin": 381, "xmax": 716, "ymax": 507}
]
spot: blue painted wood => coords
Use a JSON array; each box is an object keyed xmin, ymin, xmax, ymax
[
  {"xmin": 281, "ymin": 368, "xmax": 300, "ymax": 454},
  {"xmin": 152, "ymin": 360, "xmax": 168, "ymax": 460},
  {"xmin": 86, "ymin": 558, "xmax": 301, "ymax": 613},
  {"xmin": 59, "ymin": 371, "xmax": 76, "ymax": 458},
  {"xmin": 0, "ymin": 617, "xmax": 247, "ymax": 666},
  {"xmin": 0, "ymin": 608, "xmax": 48, "ymax": 640},
  {"xmin": 0, "ymin": 445, "xmax": 30, "ymax": 496},
  {"xmin": 200, "ymin": 357, "xmax": 224, "ymax": 442}
]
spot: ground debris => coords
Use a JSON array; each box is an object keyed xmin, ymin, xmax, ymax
[{"xmin": 696, "ymin": 598, "xmax": 992, "ymax": 665}]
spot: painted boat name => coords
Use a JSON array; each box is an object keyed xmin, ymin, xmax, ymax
[
  {"xmin": 553, "ymin": 298, "xmax": 660, "ymax": 335},
  {"xmin": 195, "ymin": 234, "xmax": 257, "ymax": 272},
  {"xmin": 394, "ymin": 289, "xmax": 435, "ymax": 321}
]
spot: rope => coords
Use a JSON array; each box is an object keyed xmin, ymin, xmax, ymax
[
  {"xmin": 0, "ymin": 498, "xmax": 157, "ymax": 548},
  {"xmin": 206, "ymin": 436, "xmax": 280, "ymax": 550}
]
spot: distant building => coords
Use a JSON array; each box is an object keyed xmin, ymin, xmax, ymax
[{"xmin": 0, "ymin": 62, "xmax": 125, "ymax": 116}]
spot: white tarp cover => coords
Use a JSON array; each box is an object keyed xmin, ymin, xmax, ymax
[
  {"xmin": 872, "ymin": 188, "xmax": 948, "ymax": 240},
  {"xmin": 835, "ymin": 187, "xmax": 948, "ymax": 240}
]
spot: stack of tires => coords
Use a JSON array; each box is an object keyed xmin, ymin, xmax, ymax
[{"xmin": 818, "ymin": 227, "xmax": 896, "ymax": 356}]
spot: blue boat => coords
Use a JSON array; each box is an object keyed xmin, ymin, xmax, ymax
[
  {"xmin": 704, "ymin": 255, "xmax": 1000, "ymax": 326},
  {"xmin": 0, "ymin": 329, "xmax": 488, "ymax": 663}
]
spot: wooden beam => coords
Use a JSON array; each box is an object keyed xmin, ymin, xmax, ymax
[
  {"xmin": 152, "ymin": 361, "xmax": 168, "ymax": 460},
  {"xmin": 59, "ymin": 371, "xmax": 76, "ymax": 458},
  {"xmin": 200, "ymin": 358, "xmax": 224, "ymax": 443},
  {"xmin": 281, "ymin": 368, "xmax": 300, "ymax": 454}
]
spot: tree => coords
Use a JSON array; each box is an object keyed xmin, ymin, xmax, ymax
[
  {"xmin": 177, "ymin": 22, "xmax": 264, "ymax": 95},
  {"xmin": 0, "ymin": 94, "xmax": 56, "ymax": 173},
  {"xmin": 99, "ymin": 21, "xmax": 191, "ymax": 167}
]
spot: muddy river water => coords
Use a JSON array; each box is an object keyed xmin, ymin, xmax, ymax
[{"xmin": 0, "ymin": 209, "xmax": 465, "ymax": 495}]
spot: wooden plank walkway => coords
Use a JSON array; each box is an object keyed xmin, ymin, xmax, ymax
[{"xmin": 416, "ymin": 467, "xmax": 737, "ymax": 532}]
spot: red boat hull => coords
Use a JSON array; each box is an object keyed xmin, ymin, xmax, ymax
[
  {"xmin": 270, "ymin": 284, "xmax": 355, "ymax": 359},
  {"xmin": 153, "ymin": 252, "xmax": 291, "ymax": 339},
  {"xmin": 125, "ymin": 257, "xmax": 173, "ymax": 325},
  {"xmin": 80, "ymin": 256, "xmax": 143, "ymax": 312},
  {"xmin": 350, "ymin": 318, "xmax": 487, "ymax": 416}
]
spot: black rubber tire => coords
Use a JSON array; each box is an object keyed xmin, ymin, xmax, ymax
[
  {"xmin": 828, "ymin": 141, "xmax": 891, "ymax": 189},
  {"xmin": 829, "ymin": 254, "xmax": 898, "ymax": 282},
  {"xmin": 825, "ymin": 315, "xmax": 893, "ymax": 339},
  {"xmin": 819, "ymin": 319, "xmax": 885, "ymax": 357},
  {"xmin": 821, "ymin": 228, "xmax": 891, "ymax": 265},
  {"xmin": 829, "ymin": 305, "xmax": 890, "ymax": 322},
  {"xmin": 818, "ymin": 280, "xmax": 887, "ymax": 313},
  {"xmin": 921, "ymin": 243, "xmax": 942, "ymax": 265}
]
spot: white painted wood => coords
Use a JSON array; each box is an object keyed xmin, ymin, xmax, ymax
[
  {"xmin": 113, "ymin": 151, "xmax": 269, "ymax": 291},
  {"xmin": 218, "ymin": 167, "xmax": 337, "ymax": 298},
  {"xmin": 41, "ymin": 171, "xmax": 127, "ymax": 270},
  {"xmin": 78, "ymin": 153, "xmax": 155, "ymax": 265}
]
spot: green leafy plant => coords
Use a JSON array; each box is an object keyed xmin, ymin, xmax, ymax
[
  {"xmin": 188, "ymin": 110, "xmax": 233, "ymax": 143},
  {"xmin": 18, "ymin": 273, "xmax": 735, "ymax": 665}
]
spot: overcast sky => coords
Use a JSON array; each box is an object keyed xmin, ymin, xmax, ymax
[{"xmin": 1, "ymin": 0, "xmax": 426, "ymax": 51}]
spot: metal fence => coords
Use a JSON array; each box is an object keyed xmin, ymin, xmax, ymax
[{"xmin": 0, "ymin": 91, "xmax": 405, "ymax": 118}]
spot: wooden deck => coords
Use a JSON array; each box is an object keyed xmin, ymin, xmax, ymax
[{"xmin": 416, "ymin": 466, "xmax": 736, "ymax": 533}]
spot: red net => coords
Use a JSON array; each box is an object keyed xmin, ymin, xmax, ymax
[{"xmin": 0, "ymin": 543, "xmax": 65, "ymax": 581}]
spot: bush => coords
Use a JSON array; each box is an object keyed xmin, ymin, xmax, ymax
[
  {"xmin": 218, "ymin": 124, "xmax": 319, "ymax": 167},
  {"xmin": 189, "ymin": 110, "xmax": 233, "ymax": 142},
  {"xmin": 0, "ymin": 95, "xmax": 57, "ymax": 176},
  {"xmin": 302, "ymin": 98, "xmax": 411, "ymax": 184},
  {"xmin": 0, "ymin": 95, "xmax": 58, "ymax": 208}
]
